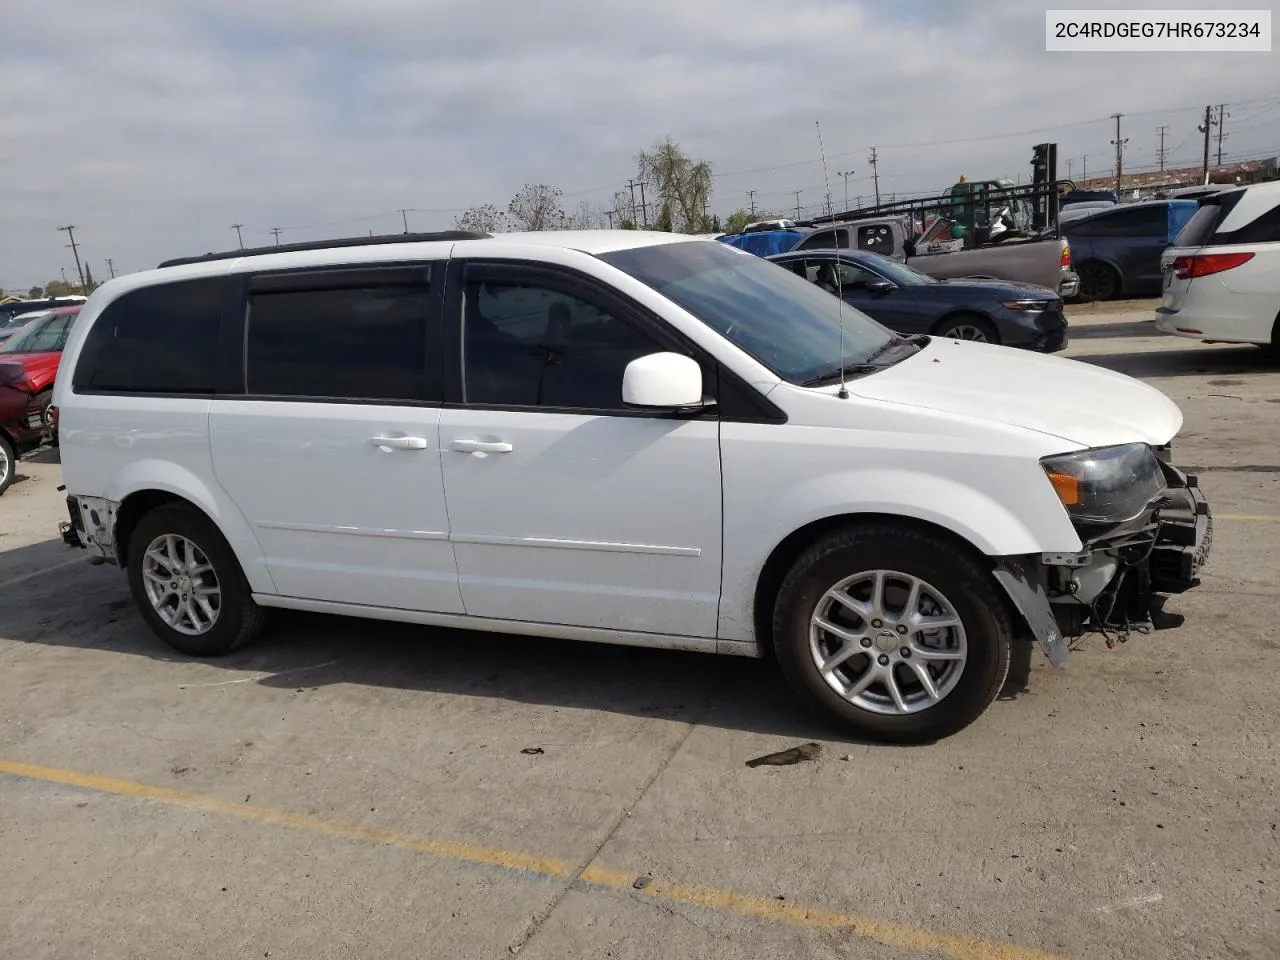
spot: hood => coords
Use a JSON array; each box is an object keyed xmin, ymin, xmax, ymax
[
  {"xmin": 0, "ymin": 351, "xmax": 61, "ymax": 384},
  {"xmin": 850, "ymin": 338, "xmax": 1182, "ymax": 448},
  {"xmin": 938, "ymin": 278, "xmax": 1062, "ymax": 300}
]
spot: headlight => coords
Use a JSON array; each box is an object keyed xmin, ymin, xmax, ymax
[
  {"xmin": 1041, "ymin": 443, "xmax": 1166, "ymax": 524},
  {"xmin": 1000, "ymin": 299, "xmax": 1052, "ymax": 311}
]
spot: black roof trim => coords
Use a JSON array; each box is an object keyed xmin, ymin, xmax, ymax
[{"xmin": 157, "ymin": 231, "xmax": 492, "ymax": 269}]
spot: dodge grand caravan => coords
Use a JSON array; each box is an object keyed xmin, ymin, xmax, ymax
[{"xmin": 54, "ymin": 230, "xmax": 1212, "ymax": 742}]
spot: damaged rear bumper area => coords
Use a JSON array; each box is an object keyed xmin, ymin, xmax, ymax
[
  {"xmin": 994, "ymin": 463, "xmax": 1212, "ymax": 665},
  {"xmin": 59, "ymin": 494, "xmax": 118, "ymax": 564}
]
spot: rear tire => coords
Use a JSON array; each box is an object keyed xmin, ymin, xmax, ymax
[
  {"xmin": 772, "ymin": 524, "xmax": 1012, "ymax": 743},
  {"xmin": 1076, "ymin": 261, "xmax": 1119, "ymax": 302},
  {"xmin": 126, "ymin": 504, "xmax": 268, "ymax": 656},
  {"xmin": 34, "ymin": 390, "xmax": 54, "ymax": 446},
  {"xmin": 0, "ymin": 433, "xmax": 15, "ymax": 496}
]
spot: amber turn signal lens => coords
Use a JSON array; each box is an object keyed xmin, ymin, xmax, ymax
[{"xmin": 1045, "ymin": 470, "xmax": 1080, "ymax": 506}]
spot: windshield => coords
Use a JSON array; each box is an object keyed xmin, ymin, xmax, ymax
[
  {"xmin": 0, "ymin": 311, "xmax": 75, "ymax": 354},
  {"xmin": 865, "ymin": 256, "xmax": 938, "ymax": 287},
  {"xmin": 598, "ymin": 241, "xmax": 896, "ymax": 384}
]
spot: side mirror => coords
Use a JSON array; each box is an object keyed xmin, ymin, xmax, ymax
[
  {"xmin": 866, "ymin": 280, "xmax": 896, "ymax": 295},
  {"xmin": 622, "ymin": 352, "xmax": 710, "ymax": 410}
]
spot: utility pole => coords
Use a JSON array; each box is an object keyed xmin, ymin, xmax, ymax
[
  {"xmin": 270, "ymin": 227, "xmax": 283, "ymax": 245},
  {"xmin": 105, "ymin": 257, "xmax": 116, "ymax": 279},
  {"xmin": 838, "ymin": 170, "xmax": 855, "ymax": 213},
  {"xmin": 604, "ymin": 209, "xmax": 616, "ymax": 228},
  {"xmin": 399, "ymin": 209, "xmax": 410, "ymax": 233},
  {"xmin": 868, "ymin": 147, "xmax": 881, "ymax": 206},
  {"xmin": 794, "ymin": 190, "xmax": 802, "ymax": 219},
  {"xmin": 638, "ymin": 181, "xmax": 649, "ymax": 228},
  {"xmin": 60, "ymin": 267, "xmax": 68, "ymax": 285},
  {"xmin": 231, "ymin": 223, "xmax": 245, "ymax": 249},
  {"xmin": 1156, "ymin": 125, "xmax": 1169, "ymax": 171},
  {"xmin": 1110, "ymin": 113, "xmax": 1128, "ymax": 196},
  {"xmin": 1200, "ymin": 104, "xmax": 1214, "ymax": 183},
  {"xmin": 1081, "ymin": 154, "xmax": 1088, "ymax": 184},
  {"xmin": 1215, "ymin": 104, "xmax": 1229, "ymax": 166},
  {"xmin": 626, "ymin": 179, "xmax": 641, "ymax": 226},
  {"xmin": 748, "ymin": 189, "xmax": 757, "ymax": 216},
  {"xmin": 57, "ymin": 225, "xmax": 86, "ymax": 291},
  {"xmin": 1066, "ymin": 157, "xmax": 1074, "ymax": 179}
]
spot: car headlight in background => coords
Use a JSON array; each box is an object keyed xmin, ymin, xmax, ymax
[
  {"xmin": 1000, "ymin": 299, "xmax": 1053, "ymax": 311},
  {"xmin": 1041, "ymin": 443, "xmax": 1166, "ymax": 524}
]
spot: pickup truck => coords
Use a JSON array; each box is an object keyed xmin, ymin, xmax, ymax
[{"xmin": 789, "ymin": 217, "xmax": 1080, "ymax": 298}]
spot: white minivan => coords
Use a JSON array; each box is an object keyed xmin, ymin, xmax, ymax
[
  {"xmin": 1156, "ymin": 180, "xmax": 1280, "ymax": 351},
  {"xmin": 53, "ymin": 231, "xmax": 1212, "ymax": 742}
]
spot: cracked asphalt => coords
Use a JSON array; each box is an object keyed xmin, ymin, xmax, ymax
[{"xmin": 1, "ymin": 303, "xmax": 1277, "ymax": 960}]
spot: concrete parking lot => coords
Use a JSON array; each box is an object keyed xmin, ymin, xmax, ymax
[{"xmin": 1, "ymin": 304, "xmax": 1277, "ymax": 960}]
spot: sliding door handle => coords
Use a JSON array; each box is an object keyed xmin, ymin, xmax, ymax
[
  {"xmin": 370, "ymin": 435, "xmax": 429, "ymax": 450},
  {"xmin": 450, "ymin": 439, "xmax": 514, "ymax": 454}
]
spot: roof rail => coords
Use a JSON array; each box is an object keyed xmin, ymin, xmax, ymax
[{"xmin": 157, "ymin": 230, "xmax": 492, "ymax": 269}]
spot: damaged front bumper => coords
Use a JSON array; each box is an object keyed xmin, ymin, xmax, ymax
[{"xmin": 994, "ymin": 462, "xmax": 1212, "ymax": 665}]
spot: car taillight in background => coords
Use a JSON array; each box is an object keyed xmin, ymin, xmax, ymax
[
  {"xmin": 1172, "ymin": 252, "xmax": 1255, "ymax": 280},
  {"xmin": 1060, "ymin": 243, "xmax": 1071, "ymax": 268}
]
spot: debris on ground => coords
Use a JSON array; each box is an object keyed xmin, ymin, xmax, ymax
[
  {"xmin": 745, "ymin": 742, "xmax": 822, "ymax": 768},
  {"xmin": 520, "ymin": 747, "xmax": 544, "ymax": 755}
]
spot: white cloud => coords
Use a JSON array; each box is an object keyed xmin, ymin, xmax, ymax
[{"xmin": 1, "ymin": 0, "xmax": 1276, "ymax": 289}]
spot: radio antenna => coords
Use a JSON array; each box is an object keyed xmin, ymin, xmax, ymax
[{"xmin": 816, "ymin": 120, "xmax": 849, "ymax": 399}]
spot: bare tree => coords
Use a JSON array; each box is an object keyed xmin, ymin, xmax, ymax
[
  {"xmin": 564, "ymin": 200, "xmax": 598, "ymax": 230},
  {"xmin": 636, "ymin": 137, "xmax": 713, "ymax": 233},
  {"xmin": 454, "ymin": 204, "xmax": 510, "ymax": 232},
  {"xmin": 507, "ymin": 183, "xmax": 568, "ymax": 231},
  {"xmin": 610, "ymin": 190, "xmax": 636, "ymax": 229}
]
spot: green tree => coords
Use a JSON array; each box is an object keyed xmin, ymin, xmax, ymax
[
  {"xmin": 28, "ymin": 286, "xmax": 44, "ymax": 298},
  {"xmin": 636, "ymin": 137, "xmax": 713, "ymax": 233},
  {"xmin": 724, "ymin": 208, "xmax": 755, "ymax": 234},
  {"xmin": 44, "ymin": 279, "xmax": 77, "ymax": 296}
]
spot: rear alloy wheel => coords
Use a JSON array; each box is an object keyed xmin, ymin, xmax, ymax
[
  {"xmin": 0, "ymin": 433, "xmax": 15, "ymax": 495},
  {"xmin": 773, "ymin": 524, "xmax": 1012, "ymax": 743},
  {"xmin": 1076, "ymin": 261, "xmax": 1119, "ymax": 302},
  {"xmin": 935, "ymin": 315, "xmax": 999, "ymax": 344},
  {"xmin": 126, "ymin": 504, "xmax": 268, "ymax": 656}
]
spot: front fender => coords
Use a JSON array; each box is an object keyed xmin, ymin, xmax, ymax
[{"xmin": 717, "ymin": 464, "xmax": 1081, "ymax": 646}]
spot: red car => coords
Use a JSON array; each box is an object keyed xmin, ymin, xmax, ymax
[{"xmin": 0, "ymin": 306, "xmax": 81, "ymax": 494}]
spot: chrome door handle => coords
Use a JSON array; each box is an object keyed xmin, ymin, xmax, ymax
[
  {"xmin": 370, "ymin": 435, "xmax": 429, "ymax": 450},
  {"xmin": 450, "ymin": 439, "xmax": 513, "ymax": 454}
]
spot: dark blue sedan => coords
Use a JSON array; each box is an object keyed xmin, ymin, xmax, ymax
[{"xmin": 768, "ymin": 249, "xmax": 1068, "ymax": 352}]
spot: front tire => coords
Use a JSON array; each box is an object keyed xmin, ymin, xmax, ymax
[
  {"xmin": 934, "ymin": 314, "xmax": 999, "ymax": 344},
  {"xmin": 1076, "ymin": 261, "xmax": 1119, "ymax": 302},
  {"xmin": 126, "ymin": 504, "xmax": 267, "ymax": 656},
  {"xmin": 772, "ymin": 524, "xmax": 1012, "ymax": 743}
]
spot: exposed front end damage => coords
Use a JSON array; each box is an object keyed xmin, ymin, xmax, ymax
[{"xmin": 994, "ymin": 459, "xmax": 1212, "ymax": 663}]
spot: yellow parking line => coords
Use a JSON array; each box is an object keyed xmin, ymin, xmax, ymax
[
  {"xmin": 0, "ymin": 556, "xmax": 90, "ymax": 590},
  {"xmin": 0, "ymin": 758, "xmax": 1068, "ymax": 960}
]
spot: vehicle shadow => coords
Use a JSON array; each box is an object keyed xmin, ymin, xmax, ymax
[
  {"xmin": 1078, "ymin": 342, "xmax": 1272, "ymax": 379},
  {"xmin": 0, "ymin": 537, "xmax": 1026, "ymax": 746},
  {"xmin": 1066, "ymin": 320, "xmax": 1165, "ymax": 341}
]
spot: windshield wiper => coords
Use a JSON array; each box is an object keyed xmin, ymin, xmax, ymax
[{"xmin": 801, "ymin": 363, "xmax": 888, "ymax": 387}]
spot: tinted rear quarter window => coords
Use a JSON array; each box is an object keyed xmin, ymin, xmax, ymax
[{"xmin": 73, "ymin": 278, "xmax": 223, "ymax": 393}]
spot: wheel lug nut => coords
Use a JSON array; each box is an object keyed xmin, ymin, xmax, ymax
[
  {"xmin": 860, "ymin": 637, "xmax": 872, "ymax": 648},
  {"xmin": 896, "ymin": 624, "xmax": 908, "ymax": 635},
  {"xmin": 877, "ymin": 654, "xmax": 890, "ymax": 666},
  {"xmin": 871, "ymin": 619, "xmax": 883, "ymax": 629},
  {"xmin": 900, "ymin": 647, "xmax": 911, "ymax": 658}
]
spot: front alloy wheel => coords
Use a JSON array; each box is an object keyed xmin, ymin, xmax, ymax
[{"xmin": 810, "ymin": 570, "xmax": 967, "ymax": 714}]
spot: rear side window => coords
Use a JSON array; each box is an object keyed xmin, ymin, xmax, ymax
[
  {"xmin": 246, "ymin": 285, "xmax": 431, "ymax": 402},
  {"xmin": 797, "ymin": 228, "xmax": 849, "ymax": 250},
  {"xmin": 1211, "ymin": 198, "xmax": 1280, "ymax": 245},
  {"xmin": 1069, "ymin": 206, "xmax": 1166, "ymax": 238},
  {"xmin": 73, "ymin": 278, "xmax": 223, "ymax": 393}
]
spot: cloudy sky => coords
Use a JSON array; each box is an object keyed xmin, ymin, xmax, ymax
[{"xmin": 2, "ymin": 0, "xmax": 1277, "ymax": 291}]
